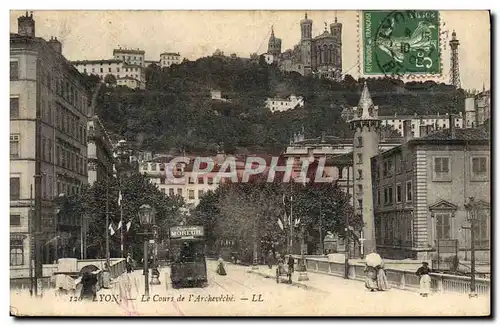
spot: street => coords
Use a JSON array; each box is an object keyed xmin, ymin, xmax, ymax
[{"xmin": 10, "ymin": 260, "xmax": 490, "ymax": 316}]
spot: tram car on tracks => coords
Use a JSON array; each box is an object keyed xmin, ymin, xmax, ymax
[{"xmin": 169, "ymin": 225, "xmax": 207, "ymax": 288}]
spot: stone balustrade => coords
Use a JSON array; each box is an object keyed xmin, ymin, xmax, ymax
[{"xmin": 302, "ymin": 257, "xmax": 490, "ymax": 296}]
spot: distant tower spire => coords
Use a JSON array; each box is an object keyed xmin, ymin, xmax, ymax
[
  {"xmin": 305, "ymin": 12, "xmax": 308, "ymax": 19},
  {"xmin": 271, "ymin": 25, "xmax": 274, "ymax": 37},
  {"xmin": 449, "ymin": 30, "xmax": 461, "ymax": 88},
  {"xmin": 335, "ymin": 11, "xmax": 338, "ymax": 23},
  {"xmin": 324, "ymin": 22, "xmax": 328, "ymax": 32}
]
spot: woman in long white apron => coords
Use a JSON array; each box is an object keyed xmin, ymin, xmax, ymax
[{"xmin": 416, "ymin": 262, "xmax": 432, "ymax": 297}]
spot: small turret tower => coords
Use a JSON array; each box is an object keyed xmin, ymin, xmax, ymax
[
  {"xmin": 300, "ymin": 12, "xmax": 313, "ymax": 75},
  {"xmin": 267, "ymin": 26, "xmax": 282, "ymax": 56},
  {"xmin": 349, "ymin": 82, "xmax": 380, "ymax": 254},
  {"xmin": 330, "ymin": 12, "xmax": 343, "ymax": 71}
]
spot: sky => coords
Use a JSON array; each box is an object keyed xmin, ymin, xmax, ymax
[{"xmin": 9, "ymin": 10, "xmax": 490, "ymax": 91}]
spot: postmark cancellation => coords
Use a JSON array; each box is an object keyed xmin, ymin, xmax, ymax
[{"xmin": 359, "ymin": 10, "xmax": 443, "ymax": 79}]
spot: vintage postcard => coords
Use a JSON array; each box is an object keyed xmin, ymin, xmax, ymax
[{"xmin": 9, "ymin": 9, "xmax": 490, "ymax": 317}]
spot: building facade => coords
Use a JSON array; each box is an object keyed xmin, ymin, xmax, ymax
[
  {"xmin": 160, "ymin": 52, "xmax": 181, "ymax": 68},
  {"xmin": 267, "ymin": 13, "xmax": 342, "ymax": 80},
  {"xmin": 464, "ymin": 89, "xmax": 491, "ymax": 128},
  {"xmin": 10, "ymin": 13, "xmax": 90, "ymax": 266},
  {"xmin": 113, "ymin": 48, "xmax": 145, "ymax": 67},
  {"xmin": 71, "ymin": 59, "xmax": 146, "ymax": 89},
  {"xmin": 372, "ymin": 127, "xmax": 490, "ymax": 261},
  {"xmin": 87, "ymin": 116, "xmax": 114, "ymax": 185},
  {"xmin": 379, "ymin": 113, "xmax": 464, "ymax": 138},
  {"xmin": 265, "ymin": 95, "xmax": 304, "ymax": 113}
]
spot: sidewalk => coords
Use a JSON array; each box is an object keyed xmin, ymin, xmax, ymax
[{"xmin": 246, "ymin": 264, "xmax": 353, "ymax": 294}]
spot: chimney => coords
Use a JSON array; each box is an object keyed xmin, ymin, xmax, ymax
[
  {"xmin": 18, "ymin": 11, "xmax": 35, "ymax": 37},
  {"xmin": 402, "ymin": 120, "xmax": 413, "ymax": 142},
  {"xmin": 48, "ymin": 36, "xmax": 62, "ymax": 54}
]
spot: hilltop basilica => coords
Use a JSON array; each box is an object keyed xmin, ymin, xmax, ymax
[{"xmin": 266, "ymin": 13, "xmax": 343, "ymax": 80}]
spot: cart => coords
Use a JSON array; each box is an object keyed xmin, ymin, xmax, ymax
[{"xmin": 275, "ymin": 264, "xmax": 292, "ymax": 284}]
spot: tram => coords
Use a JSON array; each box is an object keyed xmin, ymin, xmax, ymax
[{"xmin": 169, "ymin": 225, "xmax": 207, "ymax": 288}]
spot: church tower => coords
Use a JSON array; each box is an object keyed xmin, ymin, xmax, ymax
[
  {"xmin": 349, "ymin": 82, "xmax": 380, "ymax": 255},
  {"xmin": 267, "ymin": 26, "xmax": 282, "ymax": 56},
  {"xmin": 329, "ymin": 13, "xmax": 342, "ymax": 72},
  {"xmin": 300, "ymin": 12, "xmax": 313, "ymax": 75}
]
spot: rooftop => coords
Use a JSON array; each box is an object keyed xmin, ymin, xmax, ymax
[
  {"xmin": 160, "ymin": 52, "xmax": 180, "ymax": 56},
  {"xmin": 379, "ymin": 113, "xmax": 463, "ymax": 120},
  {"xmin": 414, "ymin": 126, "xmax": 490, "ymax": 142},
  {"xmin": 113, "ymin": 48, "xmax": 145, "ymax": 54},
  {"xmin": 10, "ymin": 33, "xmax": 89, "ymax": 90},
  {"xmin": 70, "ymin": 59, "xmax": 123, "ymax": 65}
]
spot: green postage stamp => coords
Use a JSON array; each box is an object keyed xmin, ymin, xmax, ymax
[{"xmin": 362, "ymin": 10, "xmax": 441, "ymax": 76}]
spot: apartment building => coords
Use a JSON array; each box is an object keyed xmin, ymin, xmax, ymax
[
  {"xmin": 265, "ymin": 95, "xmax": 304, "ymax": 113},
  {"xmin": 379, "ymin": 112, "xmax": 464, "ymax": 138},
  {"xmin": 71, "ymin": 59, "xmax": 146, "ymax": 89},
  {"xmin": 113, "ymin": 48, "xmax": 145, "ymax": 67},
  {"xmin": 371, "ymin": 125, "xmax": 490, "ymax": 261},
  {"xmin": 10, "ymin": 13, "xmax": 90, "ymax": 265},
  {"xmin": 160, "ymin": 52, "xmax": 181, "ymax": 68}
]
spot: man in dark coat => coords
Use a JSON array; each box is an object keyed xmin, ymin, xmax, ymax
[{"xmin": 80, "ymin": 272, "xmax": 97, "ymax": 301}]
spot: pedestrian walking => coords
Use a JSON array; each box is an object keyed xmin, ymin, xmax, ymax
[
  {"xmin": 416, "ymin": 262, "xmax": 432, "ymax": 297},
  {"xmin": 267, "ymin": 250, "xmax": 274, "ymax": 269},
  {"xmin": 287, "ymin": 255, "xmax": 295, "ymax": 274},
  {"xmin": 376, "ymin": 264, "xmax": 389, "ymax": 291},
  {"xmin": 216, "ymin": 257, "xmax": 227, "ymax": 276},
  {"xmin": 126, "ymin": 253, "xmax": 133, "ymax": 273},
  {"xmin": 287, "ymin": 255, "xmax": 295, "ymax": 283},
  {"xmin": 364, "ymin": 264, "xmax": 378, "ymax": 291}
]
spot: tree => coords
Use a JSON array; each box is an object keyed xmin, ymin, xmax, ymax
[
  {"xmin": 93, "ymin": 56, "xmax": 465, "ymax": 154},
  {"xmin": 104, "ymin": 74, "xmax": 117, "ymax": 86},
  {"xmin": 193, "ymin": 176, "xmax": 358, "ymax": 256},
  {"xmin": 70, "ymin": 173, "xmax": 184, "ymax": 259}
]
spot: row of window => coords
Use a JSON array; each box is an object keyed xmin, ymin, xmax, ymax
[
  {"xmin": 161, "ymin": 60, "xmax": 179, "ymax": 66},
  {"xmin": 115, "ymin": 55, "xmax": 143, "ymax": 62},
  {"xmin": 10, "ymin": 175, "xmax": 81, "ymax": 202},
  {"xmin": 39, "ymin": 64, "xmax": 87, "ymax": 115},
  {"xmin": 83, "ymin": 66, "xmax": 140, "ymax": 74},
  {"xmin": 376, "ymin": 181, "xmax": 413, "ymax": 206},
  {"xmin": 55, "ymin": 103, "xmax": 87, "ymax": 144},
  {"xmin": 160, "ymin": 188, "xmax": 206, "ymax": 200},
  {"xmin": 10, "ymin": 175, "xmax": 56, "ymax": 200},
  {"xmin": 374, "ymin": 156, "xmax": 488, "ymax": 182},
  {"xmin": 10, "ymin": 133, "xmax": 86, "ymax": 176},
  {"xmin": 374, "ymin": 210, "xmax": 489, "ymax": 248},
  {"xmin": 375, "ymin": 213, "xmax": 413, "ymax": 247},
  {"xmin": 433, "ymin": 156, "xmax": 488, "ymax": 181},
  {"xmin": 156, "ymin": 176, "xmax": 216, "ymax": 185},
  {"xmin": 56, "ymin": 142, "xmax": 87, "ymax": 175},
  {"xmin": 10, "ymin": 96, "xmax": 86, "ymax": 148},
  {"xmin": 161, "ymin": 55, "xmax": 179, "ymax": 60},
  {"xmin": 383, "ymin": 118, "xmax": 462, "ymax": 124}
]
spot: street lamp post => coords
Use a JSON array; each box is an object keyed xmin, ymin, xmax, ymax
[
  {"xmin": 138, "ymin": 204, "xmax": 156, "ymax": 296},
  {"xmin": 465, "ymin": 197, "xmax": 479, "ymax": 299},
  {"xmin": 252, "ymin": 217, "xmax": 259, "ymax": 270},
  {"xmin": 297, "ymin": 224, "xmax": 309, "ymax": 281}
]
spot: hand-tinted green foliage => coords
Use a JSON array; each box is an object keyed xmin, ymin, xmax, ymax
[{"xmin": 92, "ymin": 56, "xmax": 466, "ymax": 154}]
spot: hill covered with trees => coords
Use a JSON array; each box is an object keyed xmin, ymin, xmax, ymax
[{"xmin": 91, "ymin": 55, "xmax": 468, "ymax": 154}]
